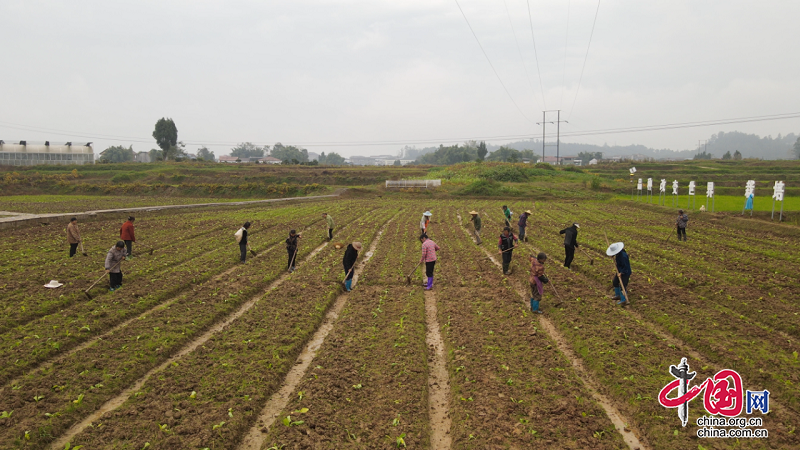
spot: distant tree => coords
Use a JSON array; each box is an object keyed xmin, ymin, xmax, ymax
[
  {"xmin": 487, "ymin": 146, "xmax": 522, "ymax": 163},
  {"xmin": 693, "ymin": 151, "xmax": 713, "ymax": 160},
  {"xmin": 149, "ymin": 148, "xmax": 163, "ymax": 162},
  {"xmin": 477, "ymin": 141, "xmax": 488, "ymax": 161},
  {"xmin": 196, "ymin": 146, "xmax": 215, "ymax": 161},
  {"xmin": 577, "ymin": 151, "xmax": 600, "ymax": 164},
  {"xmin": 722, "ymin": 151, "xmax": 732, "ymax": 160},
  {"xmin": 271, "ymin": 143, "xmax": 309, "ymax": 163},
  {"xmin": 519, "ymin": 149, "xmax": 540, "ymax": 163},
  {"xmin": 734, "ymin": 150, "xmax": 742, "ymax": 160},
  {"xmin": 417, "ymin": 144, "xmax": 478, "ymax": 165},
  {"xmin": 794, "ymin": 137, "xmax": 800, "ymax": 159},
  {"xmin": 393, "ymin": 159, "xmax": 401, "ymax": 166},
  {"xmin": 230, "ymin": 142, "xmax": 266, "ymax": 159},
  {"xmin": 318, "ymin": 151, "xmax": 346, "ymax": 165},
  {"xmin": 165, "ymin": 141, "xmax": 187, "ymax": 161},
  {"xmin": 152, "ymin": 118, "xmax": 178, "ymax": 159},
  {"xmin": 99, "ymin": 145, "xmax": 135, "ymax": 163}
]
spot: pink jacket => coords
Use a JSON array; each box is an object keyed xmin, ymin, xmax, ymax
[{"xmin": 421, "ymin": 239, "xmax": 440, "ymax": 263}]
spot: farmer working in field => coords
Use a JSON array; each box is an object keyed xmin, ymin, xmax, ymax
[
  {"xmin": 105, "ymin": 240, "xmax": 127, "ymax": 291},
  {"xmin": 342, "ymin": 241, "xmax": 362, "ymax": 292},
  {"xmin": 120, "ymin": 216, "xmax": 135, "ymax": 257},
  {"xmin": 502, "ymin": 205, "xmax": 512, "ymax": 228},
  {"xmin": 529, "ymin": 252, "xmax": 548, "ymax": 314},
  {"xmin": 323, "ymin": 213, "xmax": 335, "ymax": 241},
  {"xmin": 676, "ymin": 209, "xmax": 689, "ymax": 241},
  {"xmin": 420, "ymin": 211, "xmax": 432, "ymax": 235},
  {"xmin": 559, "ymin": 223, "xmax": 580, "ymax": 269},
  {"xmin": 420, "ymin": 233, "xmax": 440, "ymax": 290},
  {"xmin": 469, "ymin": 211, "xmax": 482, "ymax": 244},
  {"xmin": 235, "ymin": 222, "xmax": 251, "ymax": 263},
  {"xmin": 498, "ymin": 226, "xmax": 519, "ymax": 275},
  {"xmin": 606, "ymin": 242, "xmax": 632, "ymax": 306},
  {"xmin": 286, "ymin": 229, "xmax": 301, "ymax": 272},
  {"xmin": 66, "ymin": 217, "xmax": 81, "ymax": 258},
  {"xmin": 518, "ymin": 210, "xmax": 531, "ymax": 242}
]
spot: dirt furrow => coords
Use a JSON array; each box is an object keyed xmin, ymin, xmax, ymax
[{"xmin": 424, "ymin": 290, "xmax": 452, "ymax": 450}]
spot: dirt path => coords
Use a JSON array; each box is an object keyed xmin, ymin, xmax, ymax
[
  {"xmin": 455, "ymin": 213, "xmax": 647, "ymax": 450},
  {"xmin": 424, "ymin": 290, "xmax": 452, "ymax": 450},
  {"xmin": 236, "ymin": 216, "xmax": 394, "ymax": 450},
  {"xmin": 48, "ymin": 237, "xmax": 335, "ymax": 450}
]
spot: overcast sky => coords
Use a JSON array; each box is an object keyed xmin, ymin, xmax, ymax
[{"xmin": 2, "ymin": 0, "xmax": 799, "ymax": 157}]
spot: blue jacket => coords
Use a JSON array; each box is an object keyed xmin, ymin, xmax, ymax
[{"xmin": 615, "ymin": 250, "xmax": 632, "ymax": 275}]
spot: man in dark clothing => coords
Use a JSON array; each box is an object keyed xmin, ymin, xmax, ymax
[
  {"xmin": 286, "ymin": 230, "xmax": 301, "ymax": 272},
  {"xmin": 606, "ymin": 242, "xmax": 632, "ymax": 306},
  {"xmin": 237, "ymin": 222, "xmax": 251, "ymax": 263},
  {"xmin": 342, "ymin": 241, "xmax": 362, "ymax": 292},
  {"xmin": 676, "ymin": 210, "xmax": 689, "ymax": 241},
  {"xmin": 497, "ymin": 227, "xmax": 519, "ymax": 275},
  {"xmin": 559, "ymin": 223, "xmax": 580, "ymax": 269},
  {"xmin": 518, "ymin": 210, "xmax": 531, "ymax": 242}
]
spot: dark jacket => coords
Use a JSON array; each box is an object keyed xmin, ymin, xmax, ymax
[
  {"xmin": 286, "ymin": 234, "xmax": 299, "ymax": 251},
  {"xmin": 498, "ymin": 233, "xmax": 517, "ymax": 251},
  {"xmin": 104, "ymin": 246, "xmax": 126, "ymax": 273},
  {"xmin": 676, "ymin": 214, "xmax": 689, "ymax": 229},
  {"xmin": 518, "ymin": 213, "xmax": 528, "ymax": 228},
  {"xmin": 559, "ymin": 225, "xmax": 579, "ymax": 248},
  {"xmin": 239, "ymin": 228, "xmax": 248, "ymax": 246},
  {"xmin": 343, "ymin": 244, "xmax": 358, "ymax": 269},
  {"xmin": 615, "ymin": 249, "xmax": 632, "ymax": 275}
]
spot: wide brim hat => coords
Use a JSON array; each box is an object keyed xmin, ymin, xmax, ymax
[
  {"xmin": 525, "ymin": 210, "xmax": 532, "ymax": 214},
  {"xmin": 352, "ymin": 242, "xmax": 363, "ymax": 251},
  {"xmin": 423, "ymin": 211, "xmax": 432, "ymax": 216},
  {"xmin": 44, "ymin": 280, "xmax": 64, "ymax": 288},
  {"xmin": 574, "ymin": 223, "xmax": 580, "ymax": 228},
  {"xmin": 469, "ymin": 210, "xmax": 478, "ymax": 215},
  {"xmin": 606, "ymin": 242, "xmax": 624, "ymax": 256}
]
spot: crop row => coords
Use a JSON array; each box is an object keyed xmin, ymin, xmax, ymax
[
  {"xmin": 59, "ymin": 207, "xmax": 400, "ymax": 449},
  {"xmin": 0, "ymin": 202, "xmax": 372, "ymax": 448}
]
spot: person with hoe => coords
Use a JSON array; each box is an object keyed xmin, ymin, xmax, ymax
[
  {"xmin": 66, "ymin": 217, "xmax": 81, "ymax": 257},
  {"xmin": 120, "ymin": 216, "xmax": 136, "ymax": 257},
  {"xmin": 498, "ymin": 226, "xmax": 519, "ymax": 275},
  {"xmin": 518, "ymin": 210, "xmax": 531, "ymax": 242},
  {"xmin": 606, "ymin": 242, "xmax": 632, "ymax": 306},
  {"xmin": 105, "ymin": 240, "xmax": 127, "ymax": 291},
  {"xmin": 420, "ymin": 211, "xmax": 432, "ymax": 235},
  {"xmin": 502, "ymin": 205, "xmax": 512, "ymax": 228},
  {"xmin": 528, "ymin": 252, "xmax": 548, "ymax": 314},
  {"xmin": 559, "ymin": 223, "xmax": 580, "ymax": 269},
  {"xmin": 323, "ymin": 212, "xmax": 335, "ymax": 241},
  {"xmin": 286, "ymin": 229, "xmax": 302, "ymax": 272},
  {"xmin": 342, "ymin": 241, "xmax": 363, "ymax": 292},
  {"xmin": 676, "ymin": 209, "xmax": 689, "ymax": 241},
  {"xmin": 235, "ymin": 222, "xmax": 251, "ymax": 263},
  {"xmin": 420, "ymin": 233, "xmax": 440, "ymax": 290},
  {"xmin": 469, "ymin": 210, "xmax": 482, "ymax": 244}
]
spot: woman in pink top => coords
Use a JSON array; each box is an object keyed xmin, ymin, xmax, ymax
[{"xmin": 420, "ymin": 233, "xmax": 440, "ymax": 290}]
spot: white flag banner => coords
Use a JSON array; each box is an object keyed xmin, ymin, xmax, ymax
[
  {"xmin": 672, "ymin": 180, "xmax": 679, "ymax": 195},
  {"xmin": 660, "ymin": 179, "xmax": 667, "ymax": 193},
  {"xmin": 688, "ymin": 181, "xmax": 696, "ymax": 196},
  {"xmin": 773, "ymin": 181, "xmax": 785, "ymax": 202},
  {"xmin": 647, "ymin": 178, "xmax": 653, "ymax": 191},
  {"xmin": 707, "ymin": 182, "xmax": 714, "ymax": 198},
  {"xmin": 745, "ymin": 180, "xmax": 756, "ymax": 197},
  {"xmin": 637, "ymin": 178, "xmax": 643, "ymax": 190}
]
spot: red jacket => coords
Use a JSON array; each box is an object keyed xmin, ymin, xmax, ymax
[{"xmin": 120, "ymin": 221, "xmax": 135, "ymax": 241}]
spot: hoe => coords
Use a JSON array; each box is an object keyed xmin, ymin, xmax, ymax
[{"xmin": 83, "ymin": 259, "xmax": 122, "ymax": 300}]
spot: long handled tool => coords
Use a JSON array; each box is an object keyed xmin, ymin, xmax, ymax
[
  {"xmin": 342, "ymin": 265, "xmax": 355, "ymax": 287},
  {"xmin": 550, "ymin": 282, "xmax": 564, "ymax": 308},
  {"xmin": 289, "ymin": 247, "xmax": 299, "ymax": 271},
  {"xmin": 248, "ymin": 244, "xmax": 257, "ymax": 257},
  {"xmin": 84, "ymin": 259, "xmax": 123, "ymax": 300},
  {"xmin": 79, "ymin": 241, "xmax": 88, "ymax": 257},
  {"xmin": 603, "ymin": 232, "xmax": 630, "ymax": 306},
  {"xmin": 665, "ymin": 226, "xmax": 675, "ymax": 242},
  {"xmin": 405, "ymin": 261, "xmax": 422, "ymax": 285},
  {"xmin": 578, "ymin": 247, "xmax": 594, "ymax": 265}
]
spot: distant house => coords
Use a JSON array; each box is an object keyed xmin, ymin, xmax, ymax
[
  {"xmin": 588, "ymin": 158, "xmax": 598, "ymax": 165},
  {"xmin": 349, "ymin": 156, "xmax": 376, "ymax": 166},
  {"xmin": 135, "ymin": 151, "xmax": 151, "ymax": 163},
  {"xmin": 258, "ymin": 156, "xmax": 282, "ymax": 164},
  {"xmin": 541, "ymin": 155, "xmax": 578, "ymax": 165},
  {"xmin": 219, "ymin": 155, "xmax": 241, "ymax": 163},
  {"xmin": 307, "ymin": 152, "xmax": 320, "ymax": 161}
]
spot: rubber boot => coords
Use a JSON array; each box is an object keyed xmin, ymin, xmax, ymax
[
  {"xmin": 619, "ymin": 287, "xmax": 628, "ymax": 305},
  {"xmin": 531, "ymin": 299, "xmax": 542, "ymax": 314},
  {"xmin": 502, "ymin": 263, "xmax": 509, "ymax": 275},
  {"xmin": 612, "ymin": 287, "xmax": 621, "ymax": 301},
  {"xmin": 344, "ymin": 279, "xmax": 352, "ymax": 292},
  {"xmin": 426, "ymin": 277, "xmax": 433, "ymax": 290}
]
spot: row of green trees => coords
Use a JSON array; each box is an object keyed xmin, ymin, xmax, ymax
[{"xmin": 415, "ymin": 141, "xmax": 542, "ymax": 165}]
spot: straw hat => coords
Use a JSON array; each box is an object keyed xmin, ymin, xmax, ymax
[
  {"xmin": 469, "ymin": 210, "xmax": 479, "ymax": 215},
  {"xmin": 423, "ymin": 211, "xmax": 432, "ymax": 216},
  {"xmin": 606, "ymin": 242, "xmax": 624, "ymax": 256},
  {"xmin": 352, "ymin": 242, "xmax": 363, "ymax": 251},
  {"xmin": 525, "ymin": 210, "xmax": 532, "ymax": 214},
  {"xmin": 574, "ymin": 223, "xmax": 580, "ymax": 228},
  {"xmin": 44, "ymin": 280, "xmax": 64, "ymax": 288}
]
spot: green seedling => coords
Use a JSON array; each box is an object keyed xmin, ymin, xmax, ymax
[
  {"xmin": 396, "ymin": 433, "xmax": 407, "ymax": 448},
  {"xmin": 297, "ymin": 391, "xmax": 305, "ymax": 400},
  {"xmin": 352, "ymin": 383, "xmax": 362, "ymax": 389},
  {"xmin": 345, "ymin": 429, "xmax": 357, "ymax": 441},
  {"xmin": 141, "ymin": 445, "xmax": 150, "ymax": 450},
  {"xmin": 73, "ymin": 394, "xmax": 84, "ymax": 405},
  {"xmin": 212, "ymin": 421, "xmax": 225, "ymax": 430},
  {"xmin": 158, "ymin": 423, "xmax": 170, "ymax": 433},
  {"xmin": 24, "ymin": 431, "xmax": 30, "ymax": 440},
  {"xmin": 189, "ymin": 391, "xmax": 197, "ymax": 399},
  {"xmin": 392, "ymin": 418, "xmax": 400, "ymax": 426},
  {"xmin": 34, "ymin": 395, "xmax": 44, "ymax": 402},
  {"xmin": 228, "ymin": 408, "xmax": 233, "ymax": 418},
  {"xmin": 1, "ymin": 411, "xmax": 12, "ymax": 419},
  {"xmin": 282, "ymin": 416, "xmax": 304, "ymax": 427}
]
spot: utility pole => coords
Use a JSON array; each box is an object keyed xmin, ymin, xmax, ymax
[
  {"xmin": 536, "ymin": 110, "xmax": 568, "ymax": 164},
  {"xmin": 698, "ymin": 140, "xmax": 708, "ymax": 156}
]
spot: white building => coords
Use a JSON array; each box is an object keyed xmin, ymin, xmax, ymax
[
  {"xmin": 0, "ymin": 141, "xmax": 94, "ymax": 166},
  {"xmin": 135, "ymin": 151, "xmax": 151, "ymax": 163}
]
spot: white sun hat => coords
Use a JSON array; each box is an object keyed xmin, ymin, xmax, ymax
[
  {"xmin": 423, "ymin": 211, "xmax": 432, "ymax": 216},
  {"xmin": 44, "ymin": 280, "xmax": 64, "ymax": 288},
  {"xmin": 606, "ymin": 242, "xmax": 624, "ymax": 256},
  {"xmin": 574, "ymin": 223, "xmax": 580, "ymax": 228}
]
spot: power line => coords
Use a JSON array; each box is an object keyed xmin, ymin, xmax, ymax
[
  {"xmin": 526, "ymin": 0, "xmax": 548, "ymax": 110},
  {"xmin": 559, "ymin": 0, "xmax": 571, "ymax": 110},
  {"xmin": 503, "ymin": 0, "xmax": 541, "ymax": 112},
  {"xmin": 452, "ymin": 0, "xmax": 534, "ymax": 124},
  {"xmin": 567, "ymin": 0, "xmax": 600, "ymax": 121},
  {"xmin": 2, "ymin": 112, "xmax": 799, "ymax": 148}
]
